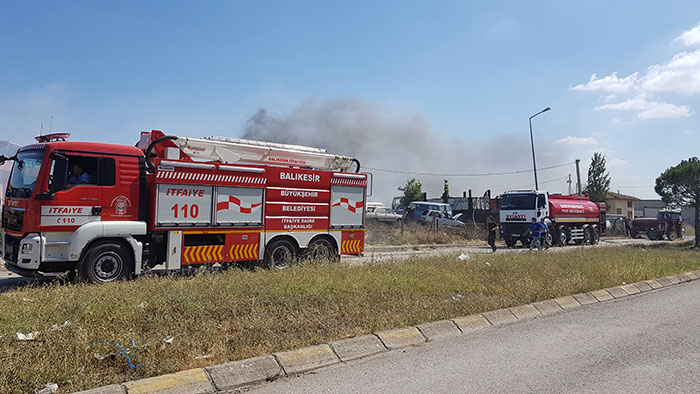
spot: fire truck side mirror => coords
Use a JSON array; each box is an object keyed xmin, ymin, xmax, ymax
[{"xmin": 50, "ymin": 156, "xmax": 69, "ymax": 192}]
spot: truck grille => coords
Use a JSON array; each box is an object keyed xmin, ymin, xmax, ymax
[
  {"xmin": 500, "ymin": 222, "xmax": 531, "ymax": 237},
  {"xmin": 3, "ymin": 207, "xmax": 24, "ymax": 232},
  {"xmin": 3, "ymin": 234, "xmax": 20, "ymax": 264}
]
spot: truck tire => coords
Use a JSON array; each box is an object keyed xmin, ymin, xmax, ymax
[
  {"xmin": 556, "ymin": 226, "xmax": 567, "ymax": 246},
  {"xmin": 591, "ymin": 228, "xmax": 600, "ymax": 244},
  {"xmin": 583, "ymin": 227, "xmax": 592, "ymax": 245},
  {"xmin": 647, "ymin": 230, "xmax": 660, "ymax": 241},
  {"xmin": 629, "ymin": 229, "xmax": 637, "ymax": 239},
  {"xmin": 304, "ymin": 237, "xmax": 339, "ymax": 262},
  {"xmin": 504, "ymin": 237, "xmax": 516, "ymax": 248},
  {"xmin": 264, "ymin": 238, "xmax": 297, "ymax": 269},
  {"xmin": 667, "ymin": 231, "xmax": 678, "ymax": 241},
  {"xmin": 79, "ymin": 241, "xmax": 134, "ymax": 284}
]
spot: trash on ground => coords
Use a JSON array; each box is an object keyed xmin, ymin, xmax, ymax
[
  {"xmin": 22, "ymin": 297, "xmax": 34, "ymax": 302},
  {"xmin": 162, "ymin": 336, "xmax": 174, "ymax": 344},
  {"xmin": 90, "ymin": 340, "xmax": 145, "ymax": 369},
  {"xmin": 194, "ymin": 354, "xmax": 213, "ymax": 359},
  {"xmin": 485, "ymin": 262, "xmax": 491, "ymax": 267},
  {"xmin": 94, "ymin": 353, "xmax": 114, "ymax": 361},
  {"xmin": 51, "ymin": 321, "xmax": 71, "ymax": 331},
  {"xmin": 451, "ymin": 294, "xmax": 465, "ymax": 301},
  {"xmin": 137, "ymin": 301, "xmax": 148, "ymax": 309},
  {"xmin": 35, "ymin": 383, "xmax": 58, "ymax": 394},
  {"xmin": 458, "ymin": 253, "xmax": 470, "ymax": 261},
  {"xmin": 16, "ymin": 332, "xmax": 39, "ymax": 341}
]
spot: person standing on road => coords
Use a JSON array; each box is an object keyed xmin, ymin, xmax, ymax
[
  {"xmin": 486, "ymin": 215, "xmax": 498, "ymax": 252},
  {"xmin": 540, "ymin": 218, "xmax": 549, "ymax": 249},
  {"xmin": 527, "ymin": 217, "xmax": 543, "ymax": 251}
]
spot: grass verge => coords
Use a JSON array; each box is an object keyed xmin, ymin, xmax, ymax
[
  {"xmin": 365, "ymin": 220, "xmax": 484, "ymax": 245},
  {"xmin": 2, "ymin": 243, "xmax": 700, "ymax": 393}
]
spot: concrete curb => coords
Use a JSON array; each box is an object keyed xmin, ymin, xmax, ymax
[{"xmin": 74, "ymin": 269, "xmax": 700, "ymax": 393}]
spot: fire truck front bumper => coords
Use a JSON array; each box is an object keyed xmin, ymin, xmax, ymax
[{"xmin": 3, "ymin": 232, "xmax": 42, "ymax": 271}]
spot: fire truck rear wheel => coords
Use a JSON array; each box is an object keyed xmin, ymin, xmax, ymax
[
  {"xmin": 305, "ymin": 238, "xmax": 339, "ymax": 262},
  {"xmin": 264, "ymin": 239, "xmax": 297, "ymax": 270},
  {"xmin": 79, "ymin": 241, "xmax": 134, "ymax": 284}
]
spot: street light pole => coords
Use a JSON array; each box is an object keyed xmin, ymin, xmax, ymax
[{"xmin": 529, "ymin": 106, "xmax": 551, "ymax": 190}]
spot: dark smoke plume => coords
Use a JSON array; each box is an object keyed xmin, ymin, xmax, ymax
[{"xmin": 242, "ymin": 97, "xmax": 568, "ymax": 204}]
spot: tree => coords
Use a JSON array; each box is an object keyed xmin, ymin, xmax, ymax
[
  {"xmin": 655, "ymin": 157, "xmax": 700, "ymax": 247},
  {"xmin": 585, "ymin": 152, "xmax": 611, "ymax": 202},
  {"xmin": 398, "ymin": 178, "xmax": 423, "ymax": 208}
]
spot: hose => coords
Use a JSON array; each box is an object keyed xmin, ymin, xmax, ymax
[
  {"xmin": 352, "ymin": 158, "xmax": 361, "ymax": 173},
  {"xmin": 144, "ymin": 135, "xmax": 178, "ymax": 173}
]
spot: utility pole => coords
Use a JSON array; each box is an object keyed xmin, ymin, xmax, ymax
[
  {"xmin": 528, "ymin": 107, "xmax": 551, "ymax": 189},
  {"xmin": 575, "ymin": 159, "xmax": 582, "ymax": 195},
  {"xmin": 567, "ymin": 174, "xmax": 572, "ymax": 195}
]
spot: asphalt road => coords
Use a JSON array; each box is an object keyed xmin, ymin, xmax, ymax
[{"xmin": 239, "ymin": 280, "xmax": 700, "ymax": 394}]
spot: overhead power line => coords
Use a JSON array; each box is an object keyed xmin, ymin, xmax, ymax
[
  {"xmin": 363, "ymin": 162, "xmax": 575, "ymax": 177},
  {"xmin": 513, "ymin": 175, "xmax": 569, "ymax": 190}
]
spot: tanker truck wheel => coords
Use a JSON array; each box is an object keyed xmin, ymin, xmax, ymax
[
  {"xmin": 591, "ymin": 227, "xmax": 600, "ymax": 244},
  {"xmin": 583, "ymin": 228, "xmax": 592, "ymax": 245},
  {"xmin": 504, "ymin": 237, "xmax": 516, "ymax": 248},
  {"xmin": 556, "ymin": 227, "xmax": 567, "ymax": 246},
  {"xmin": 79, "ymin": 241, "xmax": 134, "ymax": 284}
]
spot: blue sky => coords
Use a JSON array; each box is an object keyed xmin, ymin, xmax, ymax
[{"xmin": 2, "ymin": 1, "xmax": 700, "ymax": 200}]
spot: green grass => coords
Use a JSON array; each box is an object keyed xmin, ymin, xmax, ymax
[
  {"xmin": 366, "ymin": 220, "xmax": 484, "ymax": 245},
  {"xmin": 2, "ymin": 243, "xmax": 700, "ymax": 393}
]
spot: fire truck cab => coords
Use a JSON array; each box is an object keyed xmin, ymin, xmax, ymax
[{"xmin": 2, "ymin": 131, "xmax": 367, "ymax": 283}]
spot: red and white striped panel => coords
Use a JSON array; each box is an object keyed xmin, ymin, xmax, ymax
[
  {"xmin": 331, "ymin": 177, "xmax": 367, "ymax": 187},
  {"xmin": 156, "ymin": 170, "xmax": 266, "ymax": 185}
]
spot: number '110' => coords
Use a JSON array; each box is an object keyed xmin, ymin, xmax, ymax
[{"xmin": 170, "ymin": 204, "xmax": 199, "ymax": 218}]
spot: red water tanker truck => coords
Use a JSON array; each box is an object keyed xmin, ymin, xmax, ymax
[{"xmin": 499, "ymin": 190, "xmax": 606, "ymax": 247}]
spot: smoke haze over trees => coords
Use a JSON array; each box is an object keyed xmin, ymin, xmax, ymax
[{"xmin": 242, "ymin": 97, "xmax": 568, "ymax": 203}]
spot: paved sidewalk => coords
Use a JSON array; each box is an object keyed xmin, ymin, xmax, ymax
[{"xmin": 239, "ymin": 279, "xmax": 700, "ymax": 394}]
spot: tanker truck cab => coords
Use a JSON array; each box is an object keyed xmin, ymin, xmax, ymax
[
  {"xmin": 2, "ymin": 133, "xmax": 147, "ymax": 282},
  {"xmin": 499, "ymin": 190, "xmax": 549, "ymax": 247}
]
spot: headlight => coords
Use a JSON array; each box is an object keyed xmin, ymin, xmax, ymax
[{"xmin": 21, "ymin": 243, "xmax": 33, "ymax": 253}]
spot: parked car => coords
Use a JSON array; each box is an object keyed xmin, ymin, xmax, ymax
[
  {"xmin": 366, "ymin": 207, "xmax": 402, "ymax": 223},
  {"xmin": 366, "ymin": 202, "xmax": 385, "ymax": 213},
  {"xmin": 419, "ymin": 210, "xmax": 464, "ymax": 227},
  {"xmin": 405, "ymin": 201, "xmax": 453, "ymax": 221}
]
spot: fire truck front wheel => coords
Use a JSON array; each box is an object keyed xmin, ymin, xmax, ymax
[
  {"xmin": 79, "ymin": 241, "xmax": 134, "ymax": 283},
  {"xmin": 264, "ymin": 238, "xmax": 297, "ymax": 270}
]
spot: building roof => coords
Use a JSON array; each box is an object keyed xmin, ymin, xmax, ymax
[{"xmin": 606, "ymin": 191, "xmax": 640, "ymax": 201}]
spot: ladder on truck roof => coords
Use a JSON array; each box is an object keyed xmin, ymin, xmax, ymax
[{"xmin": 143, "ymin": 132, "xmax": 360, "ymax": 172}]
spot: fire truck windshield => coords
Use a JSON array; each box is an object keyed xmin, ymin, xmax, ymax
[
  {"xmin": 501, "ymin": 194, "xmax": 536, "ymax": 210},
  {"xmin": 6, "ymin": 150, "xmax": 44, "ymax": 198}
]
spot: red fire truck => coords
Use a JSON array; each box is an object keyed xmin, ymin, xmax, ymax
[{"xmin": 1, "ymin": 131, "xmax": 367, "ymax": 283}]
